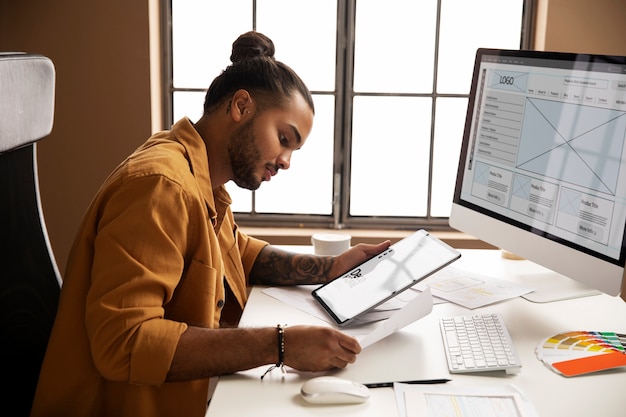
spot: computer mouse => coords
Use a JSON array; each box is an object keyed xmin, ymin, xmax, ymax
[{"xmin": 300, "ymin": 376, "xmax": 370, "ymax": 404}]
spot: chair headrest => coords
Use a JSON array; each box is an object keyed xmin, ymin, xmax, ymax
[{"xmin": 0, "ymin": 53, "xmax": 55, "ymax": 154}]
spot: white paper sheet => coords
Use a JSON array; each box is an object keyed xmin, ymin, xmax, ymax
[
  {"xmin": 414, "ymin": 266, "xmax": 535, "ymax": 309},
  {"xmin": 357, "ymin": 287, "xmax": 433, "ymax": 347},
  {"xmin": 261, "ymin": 286, "xmax": 434, "ymax": 348},
  {"xmin": 394, "ymin": 383, "xmax": 539, "ymax": 417}
]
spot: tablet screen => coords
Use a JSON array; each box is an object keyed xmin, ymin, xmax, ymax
[{"xmin": 312, "ymin": 230, "xmax": 460, "ymax": 326}]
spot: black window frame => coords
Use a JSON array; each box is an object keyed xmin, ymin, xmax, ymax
[{"xmin": 161, "ymin": 0, "xmax": 535, "ymax": 232}]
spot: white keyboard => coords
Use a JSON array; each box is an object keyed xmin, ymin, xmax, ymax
[{"xmin": 439, "ymin": 313, "xmax": 522, "ymax": 374}]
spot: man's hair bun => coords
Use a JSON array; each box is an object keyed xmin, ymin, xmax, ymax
[
  {"xmin": 230, "ymin": 31, "xmax": 276, "ymax": 64},
  {"xmin": 203, "ymin": 30, "xmax": 314, "ymax": 115}
]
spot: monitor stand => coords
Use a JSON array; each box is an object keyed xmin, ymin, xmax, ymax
[{"xmin": 519, "ymin": 271, "xmax": 601, "ymax": 303}]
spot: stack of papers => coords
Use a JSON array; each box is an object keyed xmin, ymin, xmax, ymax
[{"xmin": 536, "ymin": 331, "xmax": 626, "ymax": 376}]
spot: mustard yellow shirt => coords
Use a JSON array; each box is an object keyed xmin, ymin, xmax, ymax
[{"xmin": 31, "ymin": 118, "xmax": 267, "ymax": 417}]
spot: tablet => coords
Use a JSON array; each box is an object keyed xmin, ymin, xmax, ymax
[{"xmin": 312, "ymin": 230, "xmax": 461, "ymax": 326}]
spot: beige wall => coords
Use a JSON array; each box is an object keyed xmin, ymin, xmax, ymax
[
  {"xmin": 0, "ymin": 1, "xmax": 153, "ymax": 274},
  {"xmin": 1, "ymin": 0, "xmax": 626, "ymax": 275},
  {"xmin": 535, "ymin": 0, "xmax": 626, "ymax": 55}
]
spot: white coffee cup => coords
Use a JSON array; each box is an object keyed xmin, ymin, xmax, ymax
[{"xmin": 311, "ymin": 232, "xmax": 351, "ymax": 256}]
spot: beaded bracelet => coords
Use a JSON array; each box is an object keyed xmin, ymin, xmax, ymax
[
  {"xmin": 261, "ymin": 324, "xmax": 286, "ymax": 380},
  {"xmin": 277, "ymin": 324, "xmax": 285, "ymax": 366}
]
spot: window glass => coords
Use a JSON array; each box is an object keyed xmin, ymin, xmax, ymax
[
  {"xmin": 437, "ymin": 0, "xmax": 524, "ymax": 93},
  {"xmin": 354, "ymin": 0, "xmax": 437, "ymax": 93},
  {"xmin": 172, "ymin": 0, "xmax": 252, "ymax": 89},
  {"xmin": 256, "ymin": 0, "xmax": 337, "ymax": 91},
  {"xmin": 431, "ymin": 97, "xmax": 468, "ymax": 216},
  {"xmin": 350, "ymin": 96, "xmax": 431, "ymax": 216},
  {"xmin": 173, "ymin": 91, "xmax": 204, "ymax": 124}
]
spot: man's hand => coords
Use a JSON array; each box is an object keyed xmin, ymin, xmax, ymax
[
  {"xmin": 327, "ymin": 240, "xmax": 391, "ymax": 280},
  {"xmin": 250, "ymin": 240, "xmax": 391, "ymax": 286},
  {"xmin": 283, "ymin": 326, "xmax": 362, "ymax": 371}
]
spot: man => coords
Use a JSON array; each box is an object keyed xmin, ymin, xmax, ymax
[{"xmin": 31, "ymin": 31, "xmax": 389, "ymax": 417}]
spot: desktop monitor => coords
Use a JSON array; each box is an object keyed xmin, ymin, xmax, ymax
[{"xmin": 450, "ymin": 48, "xmax": 626, "ymax": 302}]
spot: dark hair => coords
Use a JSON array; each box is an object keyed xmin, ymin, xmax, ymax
[{"xmin": 203, "ymin": 31, "xmax": 314, "ymax": 115}]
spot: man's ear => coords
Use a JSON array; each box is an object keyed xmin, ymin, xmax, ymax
[{"xmin": 231, "ymin": 89, "xmax": 254, "ymax": 121}]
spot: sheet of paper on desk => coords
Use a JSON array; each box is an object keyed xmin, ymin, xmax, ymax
[
  {"xmin": 413, "ymin": 266, "xmax": 535, "ymax": 309},
  {"xmin": 355, "ymin": 287, "xmax": 433, "ymax": 348},
  {"xmin": 261, "ymin": 286, "xmax": 434, "ymax": 348},
  {"xmin": 395, "ymin": 383, "xmax": 539, "ymax": 417}
]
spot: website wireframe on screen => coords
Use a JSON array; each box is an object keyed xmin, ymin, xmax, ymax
[{"xmin": 460, "ymin": 55, "xmax": 626, "ymax": 261}]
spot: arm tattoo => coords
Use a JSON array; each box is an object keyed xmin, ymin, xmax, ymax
[{"xmin": 249, "ymin": 246, "xmax": 336, "ymax": 286}]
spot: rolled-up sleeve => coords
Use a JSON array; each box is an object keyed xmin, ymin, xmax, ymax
[
  {"xmin": 238, "ymin": 229, "xmax": 268, "ymax": 279},
  {"xmin": 86, "ymin": 174, "xmax": 194, "ymax": 384}
]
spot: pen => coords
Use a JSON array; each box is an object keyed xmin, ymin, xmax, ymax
[{"xmin": 364, "ymin": 379, "xmax": 451, "ymax": 388}]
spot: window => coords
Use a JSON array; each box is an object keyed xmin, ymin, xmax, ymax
[{"xmin": 166, "ymin": 0, "xmax": 532, "ymax": 230}]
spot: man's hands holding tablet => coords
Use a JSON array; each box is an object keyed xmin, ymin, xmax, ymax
[
  {"xmin": 312, "ymin": 230, "xmax": 461, "ymax": 326},
  {"xmin": 327, "ymin": 240, "xmax": 392, "ymax": 282}
]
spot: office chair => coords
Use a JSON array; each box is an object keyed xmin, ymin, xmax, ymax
[{"xmin": 0, "ymin": 53, "xmax": 61, "ymax": 416}]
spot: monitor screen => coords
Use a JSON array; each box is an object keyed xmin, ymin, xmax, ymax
[{"xmin": 450, "ymin": 48, "xmax": 626, "ymax": 301}]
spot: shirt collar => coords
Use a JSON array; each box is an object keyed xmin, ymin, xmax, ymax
[{"xmin": 170, "ymin": 117, "xmax": 233, "ymax": 226}]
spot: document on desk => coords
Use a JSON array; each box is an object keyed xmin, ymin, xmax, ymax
[
  {"xmin": 262, "ymin": 286, "xmax": 433, "ymax": 348},
  {"xmin": 395, "ymin": 383, "xmax": 539, "ymax": 417},
  {"xmin": 414, "ymin": 266, "xmax": 535, "ymax": 309}
]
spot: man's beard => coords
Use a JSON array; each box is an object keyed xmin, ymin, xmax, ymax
[{"xmin": 227, "ymin": 119, "xmax": 264, "ymax": 190}]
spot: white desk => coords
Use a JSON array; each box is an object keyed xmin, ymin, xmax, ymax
[{"xmin": 206, "ymin": 249, "xmax": 626, "ymax": 417}]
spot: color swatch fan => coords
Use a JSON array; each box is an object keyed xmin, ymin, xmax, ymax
[{"xmin": 536, "ymin": 331, "xmax": 626, "ymax": 376}]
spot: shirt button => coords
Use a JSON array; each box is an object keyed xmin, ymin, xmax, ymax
[{"xmin": 217, "ymin": 299, "xmax": 225, "ymax": 308}]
